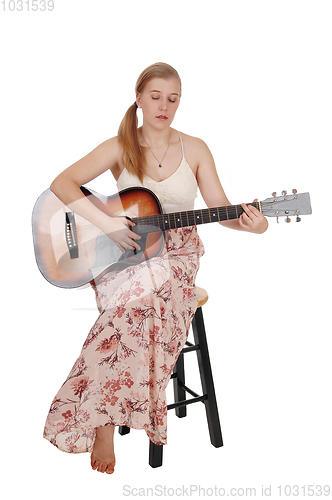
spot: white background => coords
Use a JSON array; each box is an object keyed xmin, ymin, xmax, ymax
[{"xmin": 1, "ymin": 0, "xmax": 331, "ymax": 498}]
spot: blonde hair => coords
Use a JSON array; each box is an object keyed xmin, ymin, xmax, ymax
[{"xmin": 118, "ymin": 62, "xmax": 181, "ymax": 183}]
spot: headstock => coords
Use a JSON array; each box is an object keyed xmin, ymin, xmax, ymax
[{"xmin": 261, "ymin": 189, "xmax": 312, "ymax": 223}]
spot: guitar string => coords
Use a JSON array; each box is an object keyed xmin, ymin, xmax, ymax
[
  {"xmin": 131, "ymin": 201, "xmax": 295, "ymax": 225},
  {"xmin": 131, "ymin": 203, "xmax": 261, "ymax": 227}
]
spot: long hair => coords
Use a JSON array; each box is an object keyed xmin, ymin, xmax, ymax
[{"xmin": 118, "ymin": 62, "xmax": 182, "ymax": 183}]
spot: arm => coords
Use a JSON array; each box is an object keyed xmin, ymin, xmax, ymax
[
  {"xmin": 195, "ymin": 139, "xmax": 268, "ymax": 234},
  {"xmin": 50, "ymin": 136, "xmax": 141, "ymax": 252}
]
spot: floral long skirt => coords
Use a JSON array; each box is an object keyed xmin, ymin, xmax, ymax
[{"xmin": 43, "ymin": 226, "xmax": 204, "ymax": 453}]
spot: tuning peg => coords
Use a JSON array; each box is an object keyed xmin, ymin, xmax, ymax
[
  {"xmin": 296, "ymin": 215, "xmax": 301, "ymax": 222},
  {"xmin": 281, "ymin": 190, "xmax": 287, "ymax": 197},
  {"xmin": 285, "ymin": 216, "xmax": 291, "ymax": 223},
  {"xmin": 292, "ymin": 189, "xmax": 297, "ymax": 194},
  {"xmin": 276, "ymin": 216, "xmax": 279, "ymax": 223},
  {"xmin": 272, "ymin": 191, "xmax": 277, "ymax": 197}
]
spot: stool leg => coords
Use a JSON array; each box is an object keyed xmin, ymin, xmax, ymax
[
  {"xmin": 173, "ymin": 352, "xmax": 187, "ymax": 418},
  {"xmin": 118, "ymin": 425, "xmax": 131, "ymax": 436},
  {"xmin": 149, "ymin": 441, "xmax": 163, "ymax": 468},
  {"xmin": 192, "ymin": 307, "xmax": 223, "ymax": 448}
]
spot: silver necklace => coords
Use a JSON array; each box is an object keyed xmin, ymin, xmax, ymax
[{"xmin": 142, "ymin": 132, "xmax": 171, "ymax": 168}]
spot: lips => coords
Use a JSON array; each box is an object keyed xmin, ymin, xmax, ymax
[{"xmin": 156, "ymin": 115, "xmax": 168, "ymax": 120}]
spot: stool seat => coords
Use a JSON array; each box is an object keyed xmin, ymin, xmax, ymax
[{"xmin": 195, "ymin": 286, "xmax": 208, "ymax": 308}]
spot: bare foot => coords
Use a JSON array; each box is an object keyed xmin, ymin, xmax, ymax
[{"xmin": 91, "ymin": 425, "xmax": 116, "ymax": 474}]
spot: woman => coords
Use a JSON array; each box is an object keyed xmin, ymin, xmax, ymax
[{"xmin": 43, "ymin": 62, "xmax": 268, "ymax": 475}]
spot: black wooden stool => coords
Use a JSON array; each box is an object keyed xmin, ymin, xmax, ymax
[{"xmin": 118, "ymin": 286, "xmax": 223, "ymax": 467}]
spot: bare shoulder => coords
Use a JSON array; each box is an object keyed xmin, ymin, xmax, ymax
[
  {"xmin": 99, "ymin": 135, "xmax": 123, "ymax": 161},
  {"xmin": 80, "ymin": 134, "xmax": 125, "ymax": 180},
  {"xmin": 179, "ymin": 131, "xmax": 229, "ymax": 207},
  {"xmin": 179, "ymin": 132, "xmax": 213, "ymax": 170},
  {"xmin": 179, "ymin": 131, "xmax": 211, "ymax": 153},
  {"xmin": 99, "ymin": 135, "xmax": 124, "ymax": 179},
  {"xmin": 51, "ymin": 135, "xmax": 125, "ymax": 189}
]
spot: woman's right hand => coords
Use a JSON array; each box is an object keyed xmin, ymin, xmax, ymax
[{"xmin": 102, "ymin": 216, "xmax": 142, "ymax": 254}]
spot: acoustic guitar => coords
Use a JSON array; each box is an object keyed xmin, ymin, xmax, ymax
[{"xmin": 32, "ymin": 186, "xmax": 312, "ymax": 289}]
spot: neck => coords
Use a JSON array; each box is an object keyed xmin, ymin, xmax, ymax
[
  {"xmin": 139, "ymin": 125, "xmax": 173, "ymax": 149},
  {"xmin": 132, "ymin": 202, "xmax": 262, "ymax": 233}
]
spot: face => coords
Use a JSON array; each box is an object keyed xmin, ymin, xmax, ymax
[{"xmin": 136, "ymin": 77, "xmax": 181, "ymax": 129}]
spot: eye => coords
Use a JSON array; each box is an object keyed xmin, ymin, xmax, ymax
[
  {"xmin": 169, "ymin": 99, "xmax": 176, "ymax": 103},
  {"xmin": 151, "ymin": 95, "xmax": 160, "ymax": 100}
]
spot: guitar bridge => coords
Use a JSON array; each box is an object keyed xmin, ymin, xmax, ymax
[{"xmin": 65, "ymin": 212, "xmax": 79, "ymax": 259}]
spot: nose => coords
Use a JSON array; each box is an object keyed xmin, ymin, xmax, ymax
[{"xmin": 159, "ymin": 98, "xmax": 167, "ymax": 111}]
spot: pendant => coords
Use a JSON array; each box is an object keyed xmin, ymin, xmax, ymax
[{"xmin": 159, "ymin": 164, "xmax": 162, "ymax": 168}]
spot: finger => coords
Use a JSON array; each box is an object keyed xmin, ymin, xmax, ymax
[
  {"xmin": 239, "ymin": 214, "xmax": 250, "ymax": 230},
  {"xmin": 248, "ymin": 205, "xmax": 261, "ymax": 217},
  {"xmin": 250, "ymin": 199, "xmax": 262, "ymax": 216},
  {"xmin": 243, "ymin": 203, "xmax": 260, "ymax": 219},
  {"xmin": 115, "ymin": 242, "xmax": 126, "ymax": 254},
  {"xmin": 128, "ymin": 239, "xmax": 141, "ymax": 251},
  {"xmin": 238, "ymin": 215, "xmax": 245, "ymax": 227},
  {"xmin": 241, "ymin": 204, "xmax": 255, "ymax": 222},
  {"xmin": 121, "ymin": 241, "xmax": 135, "ymax": 251},
  {"xmin": 125, "ymin": 235, "xmax": 141, "ymax": 251},
  {"xmin": 129, "ymin": 231, "xmax": 142, "ymax": 240}
]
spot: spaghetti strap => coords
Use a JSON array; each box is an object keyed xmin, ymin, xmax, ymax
[{"xmin": 178, "ymin": 131, "xmax": 185, "ymax": 158}]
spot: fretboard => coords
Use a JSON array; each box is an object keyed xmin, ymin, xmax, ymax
[{"xmin": 132, "ymin": 202, "xmax": 261, "ymax": 233}]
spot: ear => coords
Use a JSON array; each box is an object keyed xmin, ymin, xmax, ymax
[{"xmin": 136, "ymin": 93, "xmax": 141, "ymax": 108}]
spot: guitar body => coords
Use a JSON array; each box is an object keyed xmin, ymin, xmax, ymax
[{"xmin": 32, "ymin": 186, "xmax": 165, "ymax": 288}]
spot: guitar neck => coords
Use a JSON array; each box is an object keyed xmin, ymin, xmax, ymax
[{"xmin": 132, "ymin": 202, "xmax": 261, "ymax": 232}]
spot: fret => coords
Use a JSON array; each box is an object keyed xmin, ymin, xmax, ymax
[
  {"xmin": 193, "ymin": 209, "xmax": 200, "ymax": 225},
  {"xmin": 178, "ymin": 212, "xmax": 183, "ymax": 228},
  {"xmin": 216, "ymin": 206, "xmax": 222, "ymax": 221},
  {"xmin": 164, "ymin": 214, "xmax": 170, "ymax": 230},
  {"xmin": 173, "ymin": 212, "xmax": 180, "ymax": 228},
  {"xmin": 178, "ymin": 213, "xmax": 182, "ymax": 228},
  {"xmin": 172, "ymin": 211, "xmax": 176, "ymax": 229},
  {"xmin": 202, "ymin": 209, "xmax": 209, "ymax": 224},
  {"xmin": 188, "ymin": 210, "xmax": 195, "ymax": 226},
  {"xmin": 226, "ymin": 206, "xmax": 229, "ymax": 220}
]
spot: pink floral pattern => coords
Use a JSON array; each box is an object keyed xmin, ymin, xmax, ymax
[{"xmin": 43, "ymin": 227, "xmax": 204, "ymax": 453}]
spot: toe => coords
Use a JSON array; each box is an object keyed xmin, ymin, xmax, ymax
[
  {"xmin": 91, "ymin": 457, "xmax": 99, "ymax": 471},
  {"xmin": 99, "ymin": 463, "xmax": 107, "ymax": 473},
  {"xmin": 106, "ymin": 463, "xmax": 115, "ymax": 474}
]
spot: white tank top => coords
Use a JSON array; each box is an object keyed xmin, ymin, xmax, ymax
[{"xmin": 116, "ymin": 131, "xmax": 198, "ymax": 214}]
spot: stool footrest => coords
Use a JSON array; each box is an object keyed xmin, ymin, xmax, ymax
[
  {"xmin": 167, "ymin": 379, "xmax": 207, "ymax": 410},
  {"xmin": 182, "ymin": 342, "xmax": 200, "ymax": 353},
  {"xmin": 167, "ymin": 394, "xmax": 207, "ymax": 411},
  {"xmin": 177, "ymin": 380, "xmax": 199, "ymax": 399}
]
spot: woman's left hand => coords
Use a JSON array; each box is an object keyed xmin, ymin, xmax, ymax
[{"xmin": 239, "ymin": 199, "xmax": 269, "ymax": 234}]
